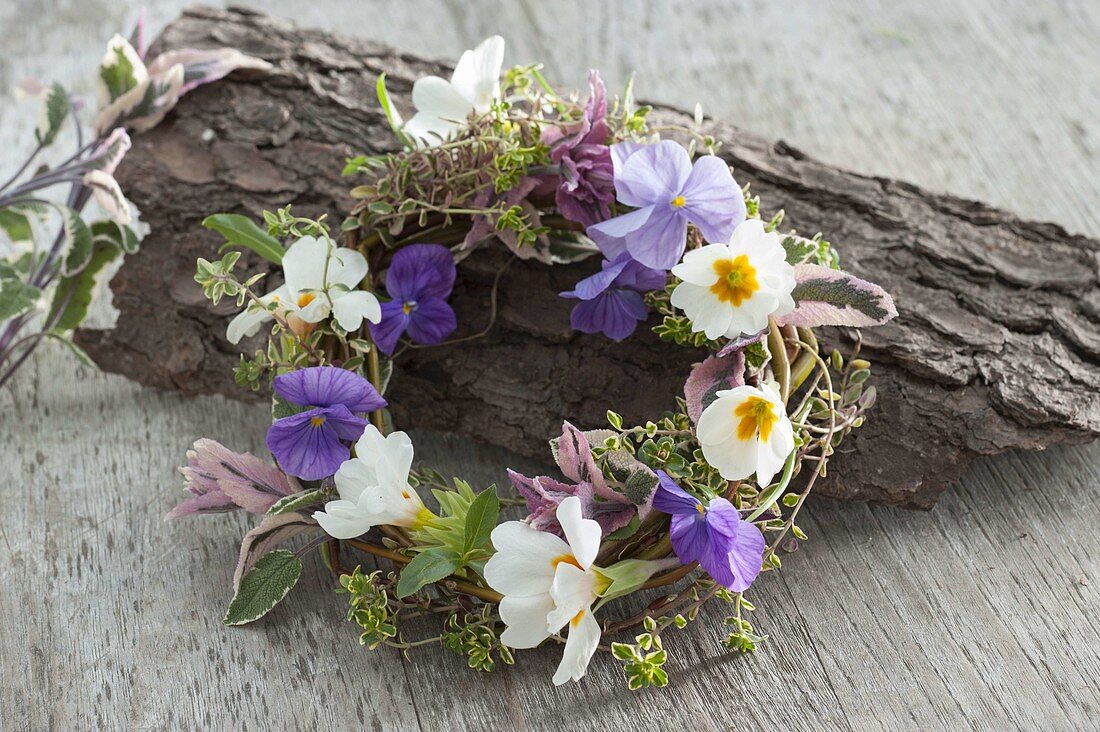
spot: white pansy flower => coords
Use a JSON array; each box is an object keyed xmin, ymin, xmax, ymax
[
  {"xmin": 313, "ymin": 426, "xmax": 435, "ymax": 539},
  {"xmin": 670, "ymin": 219, "xmax": 796, "ymax": 340},
  {"xmin": 484, "ymin": 496, "xmax": 607, "ymax": 685},
  {"xmin": 696, "ymin": 382, "xmax": 795, "ymax": 486},
  {"xmin": 402, "ymin": 36, "xmax": 505, "ymax": 147},
  {"xmin": 226, "ymin": 236, "xmax": 382, "ymax": 344}
]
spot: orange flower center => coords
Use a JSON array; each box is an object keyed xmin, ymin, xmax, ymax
[
  {"xmin": 309, "ymin": 415, "xmax": 326, "ymax": 427},
  {"xmin": 552, "ymin": 554, "xmax": 582, "ymax": 570},
  {"xmin": 709, "ymin": 255, "xmax": 759, "ymax": 305},
  {"xmin": 734, "ymin": 396, "xmax": 777, "ymax": 442},
  {"xmin": 297, "ymin": 292, "xmax": 317, "ymax": 308}
]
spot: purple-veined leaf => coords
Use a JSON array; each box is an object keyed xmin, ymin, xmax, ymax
[
  {"xmin": 167, "ymin": 439, "xmax": 299, "ymax": 520},
  {"xmin": 776, "ymin": 263, "xmax": 898, "ymax": 329},
  {"xmin": 716, "ymin": 327, "xmax": 767, "ymax": 358},
  {"xmin": 684, "ymin": 350, "xmax": 746, "ymax": 424},
  {"xmin": 146, "ymin": 48, "xmax": 273, "ymax": 95},
  {"xmin": 232, "ymin": 511, "xmax": 318, "ymax": 591}
]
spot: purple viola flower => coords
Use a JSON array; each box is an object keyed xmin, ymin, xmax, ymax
[
  {"xmin": 586, "ymin": 140, "xmax": 746, "ymax": 270},
  {"xmin": 542, "ymin": 70, "xmax": 615, "ymax": 228},
  {"xmin": 560, "ymin": 252, "xmax": 667, "ymax": 341},
  {"xmin": 369, "ymin": 244, "xmax": 458, "ymax": 355},
  {"xmin": 266, "ymin": 366, "xmax": 387, "ymax": 481},
  {"xmin": 652, "ymin": 471, "xmax": 764, "ymax": 592}
]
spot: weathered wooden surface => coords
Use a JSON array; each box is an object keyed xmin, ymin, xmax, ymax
[
  {"xmin": 70, "ymin": 6, "xmax": 1100, "ymax": 508},
  {"xmin": 1, "ymin": 1, "xmax": 1099, "ymax": 730}
]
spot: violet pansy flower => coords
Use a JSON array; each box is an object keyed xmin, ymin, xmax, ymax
[
  {"xmin": 560, "ymin": 252, "xmax": 667, "ymax": 341},
  {"xmin": 586, "ymin": 140, "xmax": 746, "ymax": 270},
  {"xmin": 652, "ymin": 471, "xmax": 764, "ymax": 592},
  {"xmin": 369, "ymin": 244, "xmax": 458, "ymax": 355},
  {"xmin": 266, "ymin": 367, "xmax": 387, "ymax": 481},
  {"xmin": 542, "ymin": 70, "xmax": 615, "ymax": 228}
]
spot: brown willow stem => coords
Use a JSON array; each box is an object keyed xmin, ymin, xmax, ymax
[
  {"xmin": 637, "ymin": 562, "xmax": 697, "ymax": 591},
  {"xmin": 345, "ymin": 538, "xmax": 503, "ymax": 603}
]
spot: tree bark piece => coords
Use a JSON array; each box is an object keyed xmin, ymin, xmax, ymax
[{"xmin": 77, "ymin": 6, "xmax": 1100, "ymax": 508}]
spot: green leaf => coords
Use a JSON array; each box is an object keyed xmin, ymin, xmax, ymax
[
  {"xmin": 35, "ymin": 82, "xmax": 70, "ymax": 147},
  {"xmin": 0, "ymin": 209, "xmax": 33, "ymax": 242},
  {"xmin": 267, "ymin": 488, "xmax": 326, "ymax": 516},
  {"xmin": 376, "ymin": 73, "xmax": 407, "ymax": 143},
  {"xmin": 45, "ymin": 331, "xmax": 96, "ymax": 367},
  {"xmin": 48, "ymin": 244, "xmax": 120, "ymax": 332},
  {"xmin": 224, "ymin": 549, "xmax": 303, "ymax": 626},
  {"xmin": 56, "ymin": 206, "xmax": 93, "ymax": 276},
  {"xmin": 203, "ymin": 213, "xmax": 284, "ymax": 264},
  {"xmin": 0, "ymin": 262, "xmax": 41, "ymax": 319},
  {"xmin": 462, "ymin": 487, "xmax": 500, "ymax": 555},
  {"xmin": 99, "ymin": 38, "xmax": 142, "ymax": 103},
  {"xmin": 606, "ymin": 515, "xmax": 641, "ymax": 541},
  {"xmin": 395, "ymin": 547, "xmax": 463, "ymax": 599},
  {"xmin": 91, "ymin": 220, "xmax": 139, "ymax": 254}
]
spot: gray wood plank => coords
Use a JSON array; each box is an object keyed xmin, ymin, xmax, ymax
[{"xmin": 1, "ymin": 1, "xmax": 1098, "ymax": 729}]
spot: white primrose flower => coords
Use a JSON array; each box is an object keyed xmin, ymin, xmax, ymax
[
  {"xmin": 696, "ymin": 382, "xmax": 795, "ymax": 486},
  {"xmin": 402, "ymin": 36, "xmax": 505, "ymax": 147},
  {"xmin": 313, "ymin": 426, "xmax": 435, "ymax": 539},
  {"xmin": 670, "ymin": 218, "xmax": 796, "ymax": 340},
  {"xmin": 484, "ymin": 496, "xmax": 607, "ymax": 685},
  {"xmin": 226, "ymin": 236, "xmax": 382, "ymax": 344}
]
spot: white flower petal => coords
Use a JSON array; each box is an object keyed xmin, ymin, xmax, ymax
[
  {"xmin": 671, "ymin": 243, "xmax": 727, "ymax": 286},
  {"xmin": 729, "ymin": 218, "xmax": 766, "ymax": 249},
  {"xmin": 556, "ymin": 496, "xmax": 601, "ymax": 570},
  {"xmin": 484, "ymin": 521, "xmax": 570, "ymax": 597},
  {"xmin": 225, "ymin": 285, "xmax": 287, "ymax": 344},
  {"xmin": 546, "ymin": 562, "xmax": 598, "ymax": 634},
  {"xmin": 313, "ymin": 499, "xmax": 374, "ymax": 539},
  {"xmin": 332, "ymin": 290, "xmax": 382, "ymax": 331},
  {"xmin": 701, "ymin": 435, "xmax": 758, "ymax": 482},
  {"xmin": 281, "ymin": 236, "xmax": 330, "ymax": 296},
  {"xmin": 498, "ymin": 593, "xmax": 555, "ymax": 649},
  {"xmin": 450, "ymin": 35, "xmax": 504, "ymax": 110},
  {"xmin": 328, "ymin": 247, "xmax": 369, "ymax": 290},
  {"xmin": 552, "ymin": 608, "xmax": 601, "ymax": 685}
]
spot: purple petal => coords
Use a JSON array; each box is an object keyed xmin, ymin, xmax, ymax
[
  {"xmin": 668, "ymin": 512, "xmax": 711, "ymax": 566},
  {"xmin": 266, "ymin": 408, "xmax": 357, "ymax": 481},
  {"xmin": 725, "ymin": 519, "xmax": 766, "ymax": 592},
  {"xmin": 273, "ymin": 366, "xmax": 386, "ymax": 412},
  {"xmin": 624, "ymin": 207, "xmax": 688, "ymax": 270},
  {"xmin": 369, "ymin": 300, "xmax": 410, "ymax": 355},
  {"xmin": 613, "ymin": 140, "xmax": 691, "ymax": 207},
  {"xmin": 569, "ymin": 290, "xmax": 648, "ymax": 341},
  {"xmin": 385, "ymin": 243, "xmax": 456, "ymax": 301},
  {"xmin": 319, "ymin": 403, "xmax": 369, "ymax": 441},
  {"xmin": 405, "ymin": 297, "xmax": 457, "ymax": 345},
  {"xmin": 652, "ymin": 471, "xmax": 702, "ymax": 516},
  {"xmin": 694, "ymin": 529, "xmax": 739, "ymax": 589},
  {"xmin": 703, "ymin": 498, "xmax": 765, "ymax": 592},
  {"xmin": 679, "ymin": 155, "xmax": 745, "ymax": 243},
  {"xmin": 615, "ymin": 258, "xmax": 668, "ymax": 292},
  {"xmin": 561, "ymin": 252, "xmax": 633, "ymax": 301}
]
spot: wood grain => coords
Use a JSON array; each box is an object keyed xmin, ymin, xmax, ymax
[{"xmin": 1, "ymin": 1, "xmax": 1098, "ymax": 729}]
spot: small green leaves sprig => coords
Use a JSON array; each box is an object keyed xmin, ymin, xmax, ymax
[
  {"xmin": 443, "ymin": 607, "xmax": 515, "ymax": 672},
  {"xmin": 340, "ymin": 567, "xmax": 400, "ymax": 649}
]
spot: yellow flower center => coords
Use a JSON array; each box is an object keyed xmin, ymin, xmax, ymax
[
  {"xmin": 710, "ymin": 255, "xmax": 760, "ymax": 305},
  {"xmin": 309, "ymin": 415, "xmax": 326, "ymax": 427},
  {"xmin": 670, "ymin": 195, "xmax": 686, "ymax": 208},
  {"xmin": 297, "ymin": 292, "xmax": 316, "ymax": 308},
  {"xmin": 695, "ymin": 502, "xmax": 705, "ymax": 514},
  {"xmin": 402, "ymin": 301, "xmax": 415, "ymax": 315},
  {"xmin": 734, "ymin": 396, "xmax": 777, "ymax": 442}
]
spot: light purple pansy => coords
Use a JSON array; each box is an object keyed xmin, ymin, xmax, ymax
[
  {"xmin": 586, "ymin": 140, "xmax": 746, "ymax": 270},
  {"xmin": 369, "ymin": 244, "xmax": 458, "ymax": 355},
  {"xmin": 542, "ymin": 69, "xmax": 615, "ymax": 228},
  {"xmin": 560, "ymin": 252, "xmax": 667, "ymax": 341},
  {"xmin": 266, "ymin": 367, "xmax": 387, "ymax": 481},
  {"xmin": 652, "ymin": 471, "xmax": 764, "ymax": 592}
]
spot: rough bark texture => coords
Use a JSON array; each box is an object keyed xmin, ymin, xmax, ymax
[{"xmin": 77, "ymin": 6, "xmax": 1100, "ymax": 508}]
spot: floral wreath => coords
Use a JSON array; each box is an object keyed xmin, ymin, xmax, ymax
[{"xmin": 173, "ymin": 36, "xmax": 897, "ymax": 688}]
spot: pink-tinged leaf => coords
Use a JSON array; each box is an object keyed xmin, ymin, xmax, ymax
[
  {"xmin": 776, "ymin": 264, "xmax": 898, "ymax": 328},
  {"xmin": 232, "ymin": 512, "xmax": 318, "ymax": 590},
  {"xmin": 684, "ymin": 351, "xmax": 747, "ymax": 424},
  {"xmin": 83, "ymin": 170, "xmax": 130, "ymax": 225},
  {"xmin": 551, "ymin": 421, "xmax": 610, "ymax": 494},
  {"xmin": 165, "ymin": 490, "xmax": 239, "ymax": 520},
  {"xmin": 716, "ymin": 328, "xmax": 767, "ymax": 358},
  {"xmin": 508, "ymin": 468, "xmax": 636, "ymax": 538},
  {"xmin": 145, "ymin": 48, "xmax": 273, "ymax": 95},
  {"xmin": 86, "ymin": 128, "xmax": 131, "ymax": 176},
  {"xmin": 168, "ymin": 439, "xmax": 299, "ymax": 520}
]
